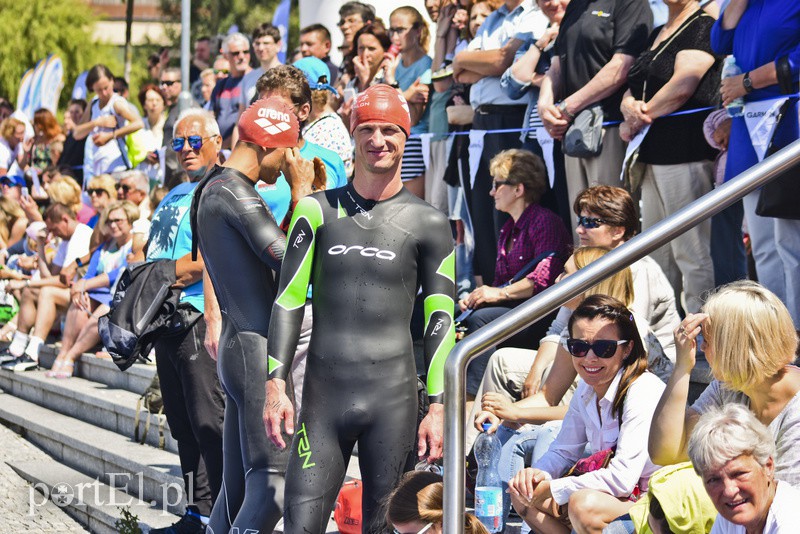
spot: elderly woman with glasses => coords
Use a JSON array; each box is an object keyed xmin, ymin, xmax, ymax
[
  {"xmin": 47, "ymin": 200, "xmax": 139, "ymax": 378},
  {"xmin": 458, "ymin": 148, "xmax": 571, "ymax": 401},
  {"xmin": 508, "ymin": 295, "xmax": 665, "ymax": 534},
  {"xmin": 386, "ymin": 471, "xmax": 489, "ymax": 534},
  {"xmin": 688, "ymin": 403, "xmax": 800, "ymax": 534}
]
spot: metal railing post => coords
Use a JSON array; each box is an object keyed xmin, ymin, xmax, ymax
[{"xmin": 443, "ymin": 139, "xmax": 800, "ymax": 533}]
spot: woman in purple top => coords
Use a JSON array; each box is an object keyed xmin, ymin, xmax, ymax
[{"xmin": 458, "ymin": 148, "xmax": 571, "ymax": 397}]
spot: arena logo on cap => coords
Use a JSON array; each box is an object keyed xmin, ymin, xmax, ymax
[{"xmin": 255, "ymin": 107, "xmax": 293, "ymax": 135}]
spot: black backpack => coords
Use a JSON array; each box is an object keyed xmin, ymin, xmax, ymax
[{"xmin": 98, "ymin": 260, "xmax": 182, "ymax": 371}]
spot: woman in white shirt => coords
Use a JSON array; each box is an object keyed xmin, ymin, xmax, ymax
[
  {"xmin": 688, "ymin": 403, "xmax": 800, "ymax": 534},
  {"xmin": 509, "ymin": 294, "xmax": 665, "ymax": 533}
]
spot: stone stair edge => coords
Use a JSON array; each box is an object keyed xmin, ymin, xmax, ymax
[
  {"xmin": 0, "ymin": 368, "xmax": 178, "ymax": 453},
  {"xmin": 0, "ymin": 392, "xmax": 184, "ymax": 513},
  {"xmin": 8, "ymin": 459, "xmax": 179, "ymax": 534}
]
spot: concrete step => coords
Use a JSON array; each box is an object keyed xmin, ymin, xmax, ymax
[
  {"xmin": 0, "ymin": 392, "xmax": 185, "ymax": 515},
  {"xmin": 8, "ymin": 460, "xmax": 180, "ymax": 534},
  {"xmin": 0, "ymin": 367, "xmax": 178, "ymax": 454},
  {"xmin": 39, "ymin": 345, "xmax": 157, "ymax": 396}
]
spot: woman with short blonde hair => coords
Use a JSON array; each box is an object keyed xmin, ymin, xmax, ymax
[{"xmin": 651, "ymin": 281, "xmax": 800, "ymax": 485}]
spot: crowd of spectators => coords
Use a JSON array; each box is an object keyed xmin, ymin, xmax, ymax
[{"xmin": 0, "ymin": 0, "xmax": 798, "ymax": 532}]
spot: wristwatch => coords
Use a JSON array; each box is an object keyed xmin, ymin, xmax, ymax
[
  {"xmin": 556, "ymin": 100, "xmax": 576, "ymax": 121},
  {"xmin": 742, "ymin": 72, "xmax": 753, "ymax": 94}
]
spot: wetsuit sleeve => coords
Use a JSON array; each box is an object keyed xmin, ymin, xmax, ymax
[
  {"xmin": 419, "ymin": 212, "xmax": 456, "ymax": 404},
  {"xmin": 267, "ymin": 195, "xmax": 323, "ymax": 380},
  {"xmin": 223, "ymin": 180, "xmax": 287, "ymax": 271}
]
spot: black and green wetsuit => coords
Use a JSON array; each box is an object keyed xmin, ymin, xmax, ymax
[{"xmin": 267, "ymin": 183, "xmax": 455, "ymax": 533}]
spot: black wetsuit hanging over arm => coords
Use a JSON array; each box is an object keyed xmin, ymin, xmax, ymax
[
  {"xmin": 190, "ymin": 165, "xmax": 290, "ymax": 534},
  {"xmin": 267, "ymin": 184, "xmax": 456, "ymax": 533}
]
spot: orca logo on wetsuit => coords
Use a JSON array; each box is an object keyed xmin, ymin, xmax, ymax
[{"xmin": 327, "ymin": 244, "xmax": 397, "ymax": 261}]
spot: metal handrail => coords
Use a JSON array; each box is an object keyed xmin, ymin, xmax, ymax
[{"xmin": 443, "ymin": 138, "xmax": 800, "ymax": 533}]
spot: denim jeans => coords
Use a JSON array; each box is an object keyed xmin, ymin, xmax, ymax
[{"xmin": 496, "ymin": 421, "xmax": 562, "ymax": 532}]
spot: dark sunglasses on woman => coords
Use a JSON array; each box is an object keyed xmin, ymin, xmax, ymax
[{"xmin": 566, "ymin": 338, "xmax": 629, "ymax": 358}]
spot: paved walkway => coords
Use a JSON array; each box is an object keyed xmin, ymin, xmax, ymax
[{"xmin": 0, "ymin": 423, "xmax": 87, "ymax": 532}]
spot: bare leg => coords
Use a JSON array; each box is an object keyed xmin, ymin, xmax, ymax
[
  {"xmin": 511, "ymin": 492, "xmax": 570, "ymax": 534},
  {"xmin": 57, "ymin": 304, "xmax": 90, "ymax": 358},
  {"xmin": 568, "ymin": 489, "xmax": 634, "ymax": 534},
  {"xmin": 62, "ymin": 304, "xmax": 108, "ymax": 364},
  {"xmin": 32, "ymin": 286, "xmax": 70, "ymax": 339},
  {"xmin": 15, "ymin": 286, "xmax": 40, "ymax": 333}
]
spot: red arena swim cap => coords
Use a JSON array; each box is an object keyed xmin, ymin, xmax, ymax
[
  {"xmin": 350, "ymin": 84, "xmax": 411, "ymax": 137},
  {"xmin": 238, "ymin": 97, "xmax": 299, "ymax": 149}
]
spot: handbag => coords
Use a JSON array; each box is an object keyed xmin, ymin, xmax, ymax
[
  {"xmin": 755, "ymin": 96, "xmax": 800, "ymax": 220},
  {"xmin": 563, "ymin": 104, "xmax": 604, "ymax": 158}
]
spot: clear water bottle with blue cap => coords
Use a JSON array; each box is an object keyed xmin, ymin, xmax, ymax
[
  {"xmin": 722, "ymin": 56, "xmax": 745, "ymax": 118},
  {"xmin": 474, "ymin": 422, "xmax": 503, "ymax": 532}
]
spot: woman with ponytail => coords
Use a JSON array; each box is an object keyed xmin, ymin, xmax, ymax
[
  {"xmin": 508, "ymin": 295, "xmax": 665, "ymax": 533},
  {"xmin": 387, "ymin": 471, "xmax": 489, "ymax": 534}
]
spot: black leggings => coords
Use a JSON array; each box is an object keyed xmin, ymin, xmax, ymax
[{"xmin": 206, "ymin": 326, "xmax": 290, "ymax": 534}]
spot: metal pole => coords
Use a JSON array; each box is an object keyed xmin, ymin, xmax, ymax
[
  {"xmin": 177, "ymin": 0, "xmax": 194, "ymax": 113},
  {"xmin": 442, "ymin": 139, "xmax": 800, "ymax": 533}
]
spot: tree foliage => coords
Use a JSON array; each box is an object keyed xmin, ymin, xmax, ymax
[
  {"xmin": 160, "ymin": 0, "xmax": 300, "ymax": 54},
  {"xmin": 0, "ymin": 0, "xmax": 121, "ymax": 109}
]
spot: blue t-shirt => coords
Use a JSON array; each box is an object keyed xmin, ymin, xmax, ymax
[
  {"xmin": 396, "ymin": 55, "xmax": 433, "ymax": 135},
  {"xmin": 256, "ymin": 140, "xmax": 348, "ymax": 223},
  {"xmin": 146, "ymin": 182, "xmax": 204, "ymax": 312},
  {"xmin": 239, "ymin": 67, "xmax": 264, "ymax": 110}
]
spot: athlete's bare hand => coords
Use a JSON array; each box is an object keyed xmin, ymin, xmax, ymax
[
  {"xmin": 204, "ymin": 315, "xmax": 221, "ymax": 361},
  {"xmin": 264, "ymin": 378, "xmax": 295, "ymax": 449},
  {"xmin": 283, "ymin": 148, "xmax": 326, "ymax": 203},
  {"xmin": 418, "ymin": 402, "xmax": 444, "ymax": 462}
]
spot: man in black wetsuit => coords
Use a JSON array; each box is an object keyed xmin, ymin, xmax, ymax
[
  {"xmin": 190, "ymin": 97, "xmax": 315, "ymax": 534},
  {"xmin": 265, "ymin": 84, "xmax": 456, "ymax": 533}
]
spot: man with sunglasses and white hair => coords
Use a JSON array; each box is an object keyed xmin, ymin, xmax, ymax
[
  {"xmin": 145, "ymin": 109, "xmax": 225, "ymax": 534},
  {"xmin": 210, "ymin": 32, "xmax": 253, "ymax": 149}
]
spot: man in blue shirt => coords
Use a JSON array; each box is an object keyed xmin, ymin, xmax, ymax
[{"xmin": 146, "ymin": 109, "xmax": 224, "ymax": 534}]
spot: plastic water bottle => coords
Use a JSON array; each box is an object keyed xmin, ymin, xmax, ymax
[
  {"xmin": 474, "ymin": 423, "xmax": 503, "ymax": 533},
  {"xmin": 722, "ymin": 56, "xmax": 745, "ymax": 118}
]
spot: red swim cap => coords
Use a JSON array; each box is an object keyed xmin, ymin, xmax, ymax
[
  {"xmin": 238, "ymin": 97, "xmax": 299, "ymax": 149},
  {"xmin": 349, "ymin": 84, "xmax": 411, "ymax": 137}
]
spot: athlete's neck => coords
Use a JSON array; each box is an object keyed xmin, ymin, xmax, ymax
[
  {"xmin": 351, "ymin": 173, "xmax": 404, "ymax": 201},
  {"xmin": 223, "ymin": 146, "xmax": 261, "ymax": 184}
]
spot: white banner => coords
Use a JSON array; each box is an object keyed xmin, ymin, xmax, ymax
[
  {"xmin": 535, "ymin": 127, "xmax": 555, "ymax": 188},
  {"xmin": 468, "ymin": 130, "xmax": 486, "ymax": 189},
  {"xmin": 620, "ymin": 124, "xmax": 650, "ymax": 182},
  {"xmin": 743, "ymin": 97, "xmax": 788, "ymax": 162}
]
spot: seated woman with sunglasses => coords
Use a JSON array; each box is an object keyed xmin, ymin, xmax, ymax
[
  {"xmin": 387, "ymin": 471, "xmax": 489, "ymax": 534},
  {"xmin": 508, "ymin": 295, "xmax": 665, "ymax": 534},
  {"xmin": 85, "ymin": 174, "xmax": 117, "ymax": 229},
  {"xmin": 472, "ymin": 246, "xmax": 669, "ymax": 529},
  {"xmin": 458, "ymin": 149, "xmax": 571, "ymax": 402},
  {"xmin": 46, "ymin": 201, "xmax": 139, "ymax": 378}
]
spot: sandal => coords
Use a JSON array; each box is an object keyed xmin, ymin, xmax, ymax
[{"xmin": 46, "ymin": 359, "xmax": 75, "ymax": 378}]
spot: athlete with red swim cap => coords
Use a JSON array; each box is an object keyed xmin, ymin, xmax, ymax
[
  {"xmin": 189, "ymin": 97, "xmax": 321, "ymax": 534},
  {"xmin": 265, "ymin": 84, "xmax": 456, "ymax": 532}
]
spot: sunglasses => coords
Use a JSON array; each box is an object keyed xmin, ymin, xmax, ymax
[
  {"xmin": 394, "ymin": 523, "xmax": 433, "ymax": 534},
  {"xmin": 160, "ymin": 80, "xmax": 179, "ymax": 87},
  {"xmin": 214, "ymin": 68, "xmax": 230, "ymax": 75},
  {"xmin": 116, "ymin": 184, "xmax": 131, "ymax": 193},
  {"xmin": 576, "ymin": 216, "xmax": 608, "ymax": 229},
  {"xmin": 229, "ymin": 50, "xmax": 250, "ymax": 56},
  {"xmin": 87, "ymin": 188, "xmax": 108, "ymax": 196},
  {"xmin": 172, "ymin": 135, "xmax": 216, "ymax": 152},
  {"xmin": 566, "ymin": 339, "xmax": 629, "ymax": 359},
  {"xmin": 491, "ymin": 180, "xmax": 514, "ymax": 190}
]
